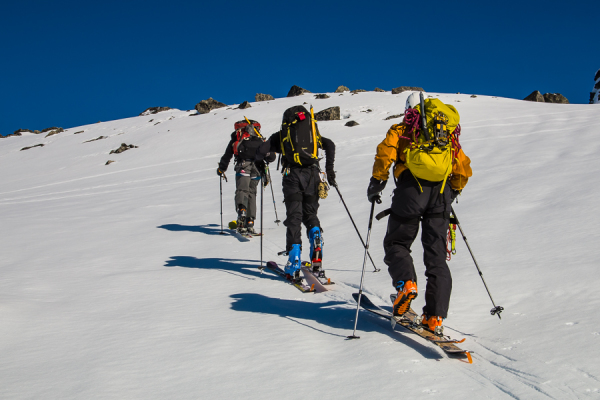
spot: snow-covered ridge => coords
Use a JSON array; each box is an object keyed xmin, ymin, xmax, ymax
[{"xmin": 1, "ymin": 91, "xmax": 600, "ymax": 399}]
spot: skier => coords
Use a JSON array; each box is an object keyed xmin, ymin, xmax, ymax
[
  {"xmin": 367, "ymin": 92, "xmax": 472, "ymax": 335},
  {"xmin": 217, "ymin": 119, "xmax": 275, "ymax": 235},
  {"xmin": 255, "ymin": 105, "xmax": 336, "ymax": 281}
]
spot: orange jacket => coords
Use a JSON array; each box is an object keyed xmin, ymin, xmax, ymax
[{"xmin": 372, "ymin": 123, "xmax": 472, "ymax": 191}]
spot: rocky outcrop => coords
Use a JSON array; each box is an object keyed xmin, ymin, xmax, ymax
[
  {"xmin": 314, "ymin": 94, "xmax": 330, "ymax": 99},
  {"xmin": 21, "ymin": 144, "xmax": 44, "ymax": 151},
  {"xmin": 345, "ymin": 121, "xmax": 359, "ymax": 127},
  {"xmin": 140, "ymin": 107, "xmax": 172, "ymax": 116},
  {"xmin": 238, "ymin": 101, "xmax": 251, "ymax": 109},
  {"xmin": 287, "ymin": 85, "xmax": 311, "ymax": 97},
  {"xmin": 314, "ymin": 106, "xmax": 340, "ymax": 121},
  {"xmin": 590, "ymin": 69, "xmax": 599, "ymax": 104},
  {"xmin": 110, "ymin": 143, "xmax": 138, "ymax": 154},
  {"xmin": 524, "ymin": 91, "xmax": 569, "ymax": 103},
  {"xmin": 255, "ymin": 93, "xmax": 274, "ymax": 102},
  {"xmin": 374, "ymin": 88, "xmax": 385, "ymax": 92},
  {"xmin": 195, "ymin": 98, "xmax": 227, "ymax": 114},
  {"xmin": 392, "ymin": 86, "xmax": 424, "ymax": 94},
  {"xmin": 384, "ymin": 114, "xmax": 404, "ymax": 120},
  {"xmin": 543, "ymin": 93, "xmax": 569, "ymax": 104},
  {"xmin": 335, "ymin": 85, "xmax": 349, "ymax": 93},
  {"xmin": 524, "ymin": 91, "xmax": 544, "ymax": 102},
  {"xmin": 83, "ymin": 136, "xmax": 107, "ymax": 143},
  {"xmin": 44, "ymin": 127, "xmax": 64, "ymax": 137},
  {"xmin": 351, "ymin": 89, "xmax": 366, "ymax": 94}
]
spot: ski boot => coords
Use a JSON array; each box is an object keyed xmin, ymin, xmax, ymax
[
  {"xmin": 308, "ymin": 226, "xmax": 323, "ymax": 274},
  {"xmin": 392, "ymin": 280, "xmax": 418, "ymax": 317},
  {"xmin": 416, "ymin": 314, "xmax": 444, "ymax": 336},
  {"xmin": 284, "ymin": 244, "xmax": 302, "ymax": 282},
  {"xmin": 236, "ymin": 205, "xmax": 247, "ymax": 234},
  {"xmin": 246, "ymin": 219, "xmax": 256, "ymax": 235}
]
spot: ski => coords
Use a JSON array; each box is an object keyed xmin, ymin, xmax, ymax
[
  {"xmin": 230, "ymin": 228, "xmax": 253, "ymax": 240},
  {"xmin": 301, "ymin": 261, "xmax": 334, "ymax": 286},
  {"xmin": 262, "ymin": 261, "xmax": 315, "ymax": 293},
  {"xmin": 352, "ymin": 293, "xmax": 473, "ymax": 363}
]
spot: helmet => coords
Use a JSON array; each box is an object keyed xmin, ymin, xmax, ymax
[{"xmin": 405, "ymin": 92, "xmax": 424, "ymax": 110}]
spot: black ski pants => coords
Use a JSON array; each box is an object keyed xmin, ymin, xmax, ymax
[
  {"xmin": 234, "ymin": 160, "xmax": 261, "ymax": 220},
  {"xmin": 383, "ymin": 170, "xmax": 453, "ymax": 318},
  {"xmin": 282, "ymin": 166, "xmax": 321, "ymax": 251}
]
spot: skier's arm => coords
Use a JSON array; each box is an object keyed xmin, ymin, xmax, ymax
[
  {"xmin": 255, "ymin": 131, "xmax": 282, "ymax": 162},
  {"xmin": 320, "ymin": 136, "xmax": 336, "ymax": 185},
  {"xmin": 449, "ymin": 149, "xmax": 472, "ymax": 191},
  {"xmin": 218, "ymin": 135, "xmax": 236, "ymax": 172},
  {"xmin": 372, "ymin": 124, "xmax": 405, "ymax": 181}
]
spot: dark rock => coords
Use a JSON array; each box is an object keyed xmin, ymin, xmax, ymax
[
  {"xmin": 105, "ymin": 160, "xmax": 115, "ymax": 165},
  {"xmin": 287, "ymin": 85, "xmax": 312, "ymax": 97},
  {"xmin": 83, "ymin": 136, "xmax": 107, "ymax": 143},
  {"xmin": 470, "ymin": 95, "xmax": 477, "ymax": 98},
  {"xmin": 2, "ymin": 132, "xmax": 23, "ymax": 138},
  {"xmin": 315, "ymin": 94, "xmax": 330, "ymax": 99},
  {"xmin": 384, "ymin": 114, "xmax": 404, "ymax": 120},
  {"xmin": 195, "ymin": 98, "xmax": 227, "ymax": 114},
  {"xmin": 41, "ymin": 126, "xmax": 62, "ymax": 133},
  {"xmin": 392, "ymin": 86, "xmax": 424, "ymax": 94},
  {"xmin": 543, "ymin": 93, "xmax": 569, "ymax": 104},
  {"xmin": 21, "ymin": 144, "xmax": 44, "ymax": 151},
  {"xmin": 140, "ymin": 107, "xmax": 172, "ymax": 116},
  {"xmin": 314, "ymin": 106, "xmax": 341, "ymax": 121},
  {"xmin": 14, "ymin": 129, "xmax": 33, "ymax": 135},
  {"xmin": 34, "ymin": 130, "xmax": 41, "ymax": 134},
  {"xmin": 345, "ymin": 121, "xmax": 359, "ymax": 127},
  {"xmin": 110, "ymin": 143, "xmax": 138, "ymax": 154},
  {"xmin": 73, "ymin": 131, "xmax": 84, "ymax": 134},
  {"xmin": 351, "ymin": 89, "xmax": 366, "ymax": 94},
  {"xmin": 255, "ymin": 93, "xmax": 274, "ymax": 102},
  {"xmin": 238, "ymin": 101, "xmax": 251, "ymax": 109},
  {"xmin": 360, "ymin": 109, "xmax": 373, "ymax": 113},
  {"xmin": 524, "ymin": 91, "xmax": 545, "ymax": 102},
  {"xmin": 374, "ymin": 88, "xmax": 385, "ymax": 92},
  {"xmin": 335, "ymin": 86, "xmax": 349, "ymax": 93},
  {"xmin": 45, "ymin": 128, "xmax": 64, "ymax": 137}
]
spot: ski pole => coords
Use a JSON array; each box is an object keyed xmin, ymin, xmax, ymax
[
  {"xmin": 219, "ymin": 172, "xmax": 228, "ymax": 235},
  {"xmin": 333, "ymin": 184, "xmax": 380, "ymax": 272},
  {"xmin": 260, "ymin": 176, "xmax": 264, "ymax": 268},
  {"xmin": 267, "ymin": 166, "xmax": 281, "ymax": 225},
  {"xmin": 348, "ymin": 200, "xmax": 377, "ymax": 339},
  {"xmin": 451, "ymin": 207, "xmax": 504, "ymax": 319}
]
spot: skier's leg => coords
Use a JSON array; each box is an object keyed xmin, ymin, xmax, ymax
[
  {"xmin": 234, "ymin": 161, "xmax": 252, "ymax": 213},
  {"xmin": 383, "ymin": 214, "xmax": 420, "ymax": 285},
  {"xmin": 282, "ymin": 171, "xmax": 303, "ymax": 251}
]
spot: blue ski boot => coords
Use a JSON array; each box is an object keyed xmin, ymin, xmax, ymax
[
  {"xmin": 284, "ymin": 244, "xmax": 302, "ymax": 281},
  {"xmin": 308, "ymin": 226, "xmax": 323, "ymax": 272}
]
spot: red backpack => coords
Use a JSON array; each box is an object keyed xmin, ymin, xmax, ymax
[{"xmin": 233, "ymin": 119, "xmax": 261, "ymax": 156}]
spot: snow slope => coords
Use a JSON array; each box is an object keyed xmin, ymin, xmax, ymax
[{"xmin": 1, "ymin": 91, "xmax": 600, "ymax": 399}]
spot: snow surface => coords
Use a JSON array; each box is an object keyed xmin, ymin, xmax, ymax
[{"xmin": 1, "ymin": 91, "xmax": 600, "ymax": 399}]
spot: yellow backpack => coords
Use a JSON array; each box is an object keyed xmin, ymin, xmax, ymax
[{"xmin": 404, "ymin": 97, "xmax": 460, "ymax": 193}]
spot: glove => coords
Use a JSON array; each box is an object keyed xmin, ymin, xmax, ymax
[
  {"xmin": 217, "ymin": 168, "xmax": 225, "ymax": 176},
  {"xmin": 367, "ymin": 177, "xmax": 386, "ymax": 203},
  {"xmin": 326, "ymin": 168, "xmax": 336, "ymax": 186}
]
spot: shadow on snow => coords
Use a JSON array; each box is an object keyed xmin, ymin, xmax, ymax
[
  {"xmin": 229, "ymin": 292, "xmax": 443, "ymax": 359},
  {"xmin": 164, "ymin": 256, "xmax": 278, "ymax": 281}
]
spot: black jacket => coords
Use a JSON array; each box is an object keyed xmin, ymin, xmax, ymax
[{"xmin": 218, "ymin": 132, "xmax": 275, "ymax": 172}]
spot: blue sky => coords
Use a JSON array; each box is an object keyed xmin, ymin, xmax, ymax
[{"xmin": 1, "ymin": 0, "xmax": 598, "ymax": 136}]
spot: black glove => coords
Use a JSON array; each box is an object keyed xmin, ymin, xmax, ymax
[
  {"xmin": 217, "ymin": 168, "xmax": 224, "ymax": 176},
  {"xmin": 326, "ymin": 168, "xmax": 336, "ymax": 186},
  {"xmin": 367, "ymin": 177, "xmax": 386, "ymax": 203}
]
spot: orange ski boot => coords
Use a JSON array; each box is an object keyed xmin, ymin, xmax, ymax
[
  {"xmin": 421, "ymin": 314, "xmax": 444, "ymax": 336},
  {"xmin": 392, "ymin": 280, "xmax": 418, "ymax": 317}
]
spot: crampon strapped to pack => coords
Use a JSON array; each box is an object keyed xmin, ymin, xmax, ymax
[
  {"xmin": 233, "ymin": 119, "xmax": 261, "ymax": 156},
  {"xmin": 402, "ymin": 94, "xmax": 462, "ymax": 193},
  {"xmin": 280, "ymin": 105, "xmax": 322, "ymax": 167}
]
